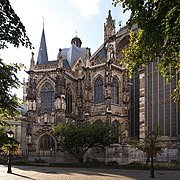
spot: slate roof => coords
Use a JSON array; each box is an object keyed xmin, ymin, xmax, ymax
[
  {"xmin": 63, "ymin": 43, "xmax": 86, "ymax": 68},
  {"xmin": 36, "ymin": 28, "xmax": 86, "ymax": 69}
]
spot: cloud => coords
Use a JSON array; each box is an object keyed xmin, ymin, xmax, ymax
[{"xmin": 70, "ymin": 0, "xmax": 100, "ymax": 17}]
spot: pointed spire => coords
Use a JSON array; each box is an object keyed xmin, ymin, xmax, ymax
[
  {"xmin": 86, "ymin": 47, "xmax": 91, "ymax": 68},
  {"xmin": 107, "ymin": 10, "xmax": 112, "ymax": 23},
  {"xmin": 37, "ymin": 28, "xmax": 48, "ymax": 64},
  {"xmin": 104, "ymin": 10, "xmax": 115, "ymax": 42},
  {"xmin": 30, "ymin": 52, "xmax": 35, "ymax": 70},
  {"xmin": 57, "ymin": 48, "xmax": 63, "ymax": 68}
]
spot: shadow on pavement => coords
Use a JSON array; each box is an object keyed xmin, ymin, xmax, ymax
[
  {"xmin": 12, "ymin": 165, "xmax": 153, "ymax": 180},
  {"xmin": 1, "ymin": 165, "xmax": 179, "ymax": 180},
  {"xmin": 11, "ymin": 172, "xmax": 36, "ymax": 180}
]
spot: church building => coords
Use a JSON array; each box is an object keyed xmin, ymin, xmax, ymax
[{"xmin": 23, "ymin": 10, "xmax": 180, "ymax": 162}]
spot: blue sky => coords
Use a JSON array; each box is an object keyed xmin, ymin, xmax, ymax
[{"xmin": 1, "ymin": 0, "xmax": 130, "ymax": 99}]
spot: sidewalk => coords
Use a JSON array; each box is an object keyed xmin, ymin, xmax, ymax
[{"xmin": 0, "ymin": 165, "xmax": 180, "ymax": 180}]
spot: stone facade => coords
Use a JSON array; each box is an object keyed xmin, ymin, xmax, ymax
[
  {"xmin": 21, "ymin": 10, "xmax": 180, "ymax": 163},
  {"xmin": 23, "ymin": 11, "xmax": 131, "ymax": 162}
]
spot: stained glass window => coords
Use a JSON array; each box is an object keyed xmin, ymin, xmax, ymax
[
  {"xmin": 94, "ymin": 76, "xmax": 104, "ymax": 104},
  {"xmin": 112, "ymin": 77, "xmax": 119, "ymax": 104},
  {"xmin": 40, "ymin": 134, "xmax": 55, "ymax": 150},
  {"xmin": 40, "ymin": 82, "xmax": 54, "ymax": 112}
]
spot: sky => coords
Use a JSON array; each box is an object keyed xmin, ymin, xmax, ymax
[{"xmin": 0, "ymin": 0, "xmax": 130, "ymax": 99}]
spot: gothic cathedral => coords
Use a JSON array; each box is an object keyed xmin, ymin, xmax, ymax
[{"xmin": 24, "ymin": 10, "xmax": 180, "ymax": 162}]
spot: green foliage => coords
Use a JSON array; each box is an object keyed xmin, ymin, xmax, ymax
[
  {"xmin": 0, "ymin": 0, "xmax": 32, "ymax": 49},
  {"xmin": 135, "ymin": 131, "xmax": 162, "ymax": 165},
  {"xmin": 0, "ymin": 126, "xmax": 19, "ymax": 154},
  {"xmin": 113, "ymin": 0, "xmax": 180, "ymax": 102},
  {"xmin": 53, "ymin": 121, "xmax": 114, "ymax": 162},
  {"xmin": 0, "ymin": 59, "xmax": 24, "ymax": 120},
  {"xmin": 0, "ymin": 0, "xmax": 32, "ymax": 125},
  {"xmin": 0, "ymin": 127, "xmax": 8, "ymax": 148},
  {"xmin": 1, "ymin": 142, "xmax": 19, "ymax": 155}
]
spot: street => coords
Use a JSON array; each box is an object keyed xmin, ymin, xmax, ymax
[{"xmin": 0, "ymin": 165, "xmax": 180, "ymax": 180}]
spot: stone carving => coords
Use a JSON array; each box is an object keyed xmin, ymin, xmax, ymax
[
  {"xmin": 57, "ymin": 48, "xmax": 63, "ymax": 68},
  {"xmin": 57, "ymin": 98, "xmax": 61, "ymax": 109},
  {"xmin": 44, "ymin": 113, "xmax": 48, "ymax": 123},
  {"xmin": 27, "ymin": 135, "xmax": 32, "ymax": 144},
  {"xmin": 37, "ymin": 116, "xmax": 41, "ymax": 124},
  {"xmin": 28, "ymin": 101, "xmax": 32, "ymax": 110},
  {"xmin": 33, "ymin": 100, "xmax": 36, "ymax": 110},
  {"xmin": 61, "ymin": 95, "xmax": 66, "ymax": 110}
]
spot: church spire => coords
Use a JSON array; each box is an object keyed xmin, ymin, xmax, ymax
[
  {"xmin": 104, "ymin": 10, "xmax": 115, "ymax": 42},
  {"xmin": 37, "ymin": 27, "xmax": 48, "ymax": 64}
]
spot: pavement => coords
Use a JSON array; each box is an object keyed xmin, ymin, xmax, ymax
[{"xmin": 0, "ymin": 165, "xmax": 180, "ymax": 180}]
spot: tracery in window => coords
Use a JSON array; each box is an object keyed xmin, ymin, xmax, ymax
[
  {"xmin": 39, "ymin": 134, "xmax": 55, "ymax": 150},
  {"xmin": 66, "ymin": 87, "xmax": 72, "ymax": 114},
  {"xmin": 94, "ymin": 76, "xmax": 104, "ymax": 104},
  {"xmin": 40, "ymin": 82, "xmax": 54, "ymax": 112},
  {"xmin": 112, "ymin": 77, "xmax": 119, "ymax": 104}
]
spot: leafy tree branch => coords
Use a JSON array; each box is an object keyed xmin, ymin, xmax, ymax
[{"xmin": 113, "ymin": 0, "xmax": 180, "ymax": 102}]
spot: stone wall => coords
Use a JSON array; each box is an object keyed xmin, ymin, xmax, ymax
[
  {"xmin": 156, "ymin": 148, "xmax": 180, "ymax": 162},
  {"xmin": 27, "ymin": 144, "xmax": 180, "ymax": 163},
  {"xmin": 84, "ymin": 144, "xmax": 145, "ymax": 165}
]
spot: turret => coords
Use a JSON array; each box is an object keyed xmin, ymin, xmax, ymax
[
  {"xmin": 85, "ymin": 47, "xmax": 91, "ymax": 68},
  {"xmin": 104, "ymin": 10, "xmax": 115, "ymax": 42},
  {"xmin": 29, "ymin": 52, "xmax": 35, "ymax": 71},
  {"xmin": 71, "ymin": 36, "xmax": 82, "ymax": 47},
  {"xmin": 57, "ymin": 48, "xmax": 63, "ymax": 68}
]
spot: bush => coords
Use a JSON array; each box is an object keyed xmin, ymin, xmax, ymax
[
  {"xmin": 34, "ymin": 158, "xmax": 47, "ymax": 163},
  {"xmin": 127, "ymin": 161, "xmax": 148, "ymax": 169}
]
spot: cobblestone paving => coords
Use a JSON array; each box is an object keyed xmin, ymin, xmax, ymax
[{"xmin": 0, "ymin": 165, "xmax": 180, "ymax": 180}]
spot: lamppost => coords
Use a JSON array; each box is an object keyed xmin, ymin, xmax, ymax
[
  {"xmin": 7, "ymin": 130, "xmax": 14, "ymax": 173},
  {"xmin": 149, "ymin": 131, "xmax": 155, "ymax": 178}
]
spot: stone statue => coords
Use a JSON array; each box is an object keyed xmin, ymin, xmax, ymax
[
  {"xmin": 28, "ymin": 101, "xmax": 32, "ymax": 110},
  {"xmin": 57, "ymin": 48, "xmax": 63, "ymax": 68},
  {"xmin": 33, "ymin": 100, "xmax": 36, "ymax": 110},
  {"xmin": 57, "ymin": 98, "xmax": 61, "ymax": 109},
  {"xmin": 61, "ymin": 95, "xmax": 66, "ymax": 110}
]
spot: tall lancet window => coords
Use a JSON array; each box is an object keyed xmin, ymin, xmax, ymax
[
  {"xmin": 94, "ymin": 76, "xmax": 104, "ymax": 104},
  {"xmin": 112, "ymin": 77, "xmax": 119, "ymax": 104},
  {"xmin": 40, "ymin": 82, "xmax": 54, "ymax": 112},
  {"xmin": 66, "ymin": 88, "xmax": 72, "ymax": 114}
]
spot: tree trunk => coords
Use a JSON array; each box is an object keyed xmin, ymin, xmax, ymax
[{"xmin": 146, "ymin": 153, "xmax": 150, "ymax": 165}]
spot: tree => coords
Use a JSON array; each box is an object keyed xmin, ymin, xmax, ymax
[
  {"xmin": 0, "ymin": 127, "xmax": 19, "ymax": 154},
  {"xmin": 53, "ymin": 121, "xmax": 115, "ymax": 163},
  {"xmin": 0, "ymin": 0, "xmax": 32, "ymax": 122},
  {"xmin": 134, "ymin": 131, "xmax": 162, "ymax": 165},
  {"xmin": 0, "ymin": 0, "xmax": 32, "ymax": 49},
  {"xmin": 0, "ymin": 60, "xmax": 24, "ymax": 119},
  {"xmin": 0, "ymin": 127, "xmax": 8, "ymax": 149},
  {"xmin": 1, "ymin": 142, "xmax": 19, "ymax": 155},
  {"xmin": 113, "ymin": 0, "xmax": 180, "ymax": 102}
]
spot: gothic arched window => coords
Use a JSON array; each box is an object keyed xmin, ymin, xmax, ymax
[
  {"xmin": 112, "ymin": 77, "xmax": 119, "ymax": 104},
  {"xmin": 40, "ymin": 82, "xmax": 54, "ymax": 112},
  {"xmin": 112, "ymin": 120, "xmax": 120, "ymax": 143},
  {"xmin": 39, "ymin": 134, "xmax": 55, "ymax": 150},
  {"xmin": 94, "ymin": 76, "xmax": 104, "ymax": 104},
  {"xmin": 66, "ymin": 88, "xmax": 72, "ymax": 114}
]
